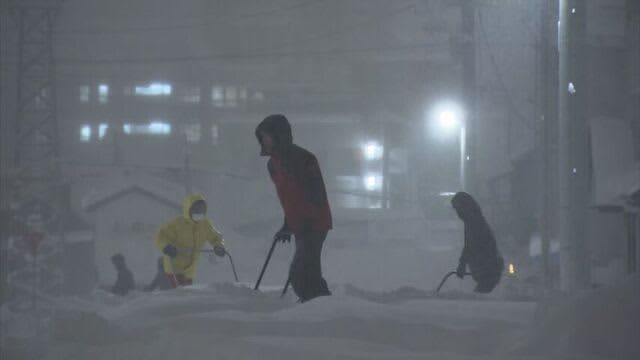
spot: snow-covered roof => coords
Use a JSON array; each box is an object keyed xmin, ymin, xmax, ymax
[{"xmin": 82, "ymin": 171, "xmax": 196, "ymax": 212}]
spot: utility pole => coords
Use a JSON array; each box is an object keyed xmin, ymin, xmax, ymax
[
  {"xmin": 537, "ymin": 0, "xmax": 557, "ymax": 290},
  {"xmin": 558, "ymin": 0, "xmax": 590, "ymax": 291},
  {"xmin": 461, "ymin": 0, "xmax": 476, "ymax": 195}
]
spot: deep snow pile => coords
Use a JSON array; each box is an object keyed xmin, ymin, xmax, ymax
[
  {"xmin": 523, "ymin": 274, "xmax": 640, "ymax": 360},
  {"xmin": 1, "ymin": 278, "xmax": 637, "ymax": 360}
]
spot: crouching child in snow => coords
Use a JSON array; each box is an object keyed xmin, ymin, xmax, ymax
[
  {"xmin": 110, "ymin": 253, "xmax": 135, "ymax": 296},
  {"xmin": 154, "ymin": 194, "xmax": 226, "ymax": 288},
  {"xmin": 451, "ymin": 192, "xmax": 504, "ymax": 293}
]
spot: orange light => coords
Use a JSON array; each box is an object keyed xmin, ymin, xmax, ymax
[{"xmin": 508, "ymin": 263, "xmax": 516, "ymax": 274}]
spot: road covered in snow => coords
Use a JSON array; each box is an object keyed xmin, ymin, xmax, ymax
[{"xmin": 2, "ymin": 275, "xmax": 638, "ymax": 360}]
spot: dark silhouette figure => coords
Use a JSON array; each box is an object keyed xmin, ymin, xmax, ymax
[
  {"xmin": 110, "ymin": 253, "xmax": 135, "ymax": 296},
  {"xmin": 451, "ymin": 192, "xmax": 504, "ymax": 293},
  {"xmin": 256, "ymin": 114, "xmax": 332, "ymax": 302}
]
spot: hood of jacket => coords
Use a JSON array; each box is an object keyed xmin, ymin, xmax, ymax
[
  {"xmin": 255, "ymin": 114, "xmax": 293, "ymax": 156},
  {"xmin": 182, "ymin": 194, "xmax": 206, "ymax": 221}
]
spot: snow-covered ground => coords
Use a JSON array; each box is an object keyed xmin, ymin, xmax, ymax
[{"xmin": 2, "ymin": 274, "xmax": 638, "ymax": 360}]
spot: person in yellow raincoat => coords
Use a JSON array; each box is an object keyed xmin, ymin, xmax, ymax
[{"xmin": 154, "ymin": 194, "xmax": 226, "ymax": 287}]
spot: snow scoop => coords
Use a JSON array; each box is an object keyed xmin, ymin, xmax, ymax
[
  {"xmin": 436, "ymin": 270, "xmax": 473, "ymax": 293},
  {"xmin": 281, "ymin": 276, "xmax": 291, "ymax": 297},
  {"xmin": 178, "ymin": 248, "xmax": 239, "ymax": 282},
  {"xmin": 254, "ymin": 236, "xmax": 279, "ymax": 290}
]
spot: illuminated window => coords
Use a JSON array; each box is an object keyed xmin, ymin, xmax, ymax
[
  {"xmin": 80, "ymin": 125, "xmax": 91, "ymax": 142},
  {"xmin": 98, "ymin": 84, "xmax": 109, "ymax": 103},
  {"xmin": 79, "ymin": 86, "xmax": 90, "ymax": 102},
  {"xmin": 134, "ymin": 82, "xmax": 172, "ymax": 96},
  {"xmin": 98, "ymin": 123, "xmax": 108, "ymax": 140},
  {"xmin": 362, "ymin": 141, "xmax": 383, "ymax": 161},
  {"xmin": 123, "ymin": 121, "xmax": 172, "ymax": 136},
  {"xmin": 211, "ymin": 86, "xmax": 224, "ymax": 107},
  {"xmin": 363, "ymin": 174, "xmax": 383, "ymax": 192}
]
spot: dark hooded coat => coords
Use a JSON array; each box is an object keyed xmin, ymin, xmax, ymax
[
  {"xmin": 452, "ymin": 192, "xmax": 504, "ymax": 293},
  {"xmin": 255, "ymin": 114, "xmax": 332, "ymax": 233}
]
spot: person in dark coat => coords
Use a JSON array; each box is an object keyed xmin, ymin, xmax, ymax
[
  {"xmin": 110, "ymin": 253, "xmax": 135, "ymax": 296},
  {"xmin": 451, "ymin": 192, "xmax": 504, "ymax": 293},
  {"xmin": 144, "ymin": 256, "xmax": 172, "ymax": 292},
  {"xmin": 255, "ymin": 114, "xmax": 332, "ymax": 303}
]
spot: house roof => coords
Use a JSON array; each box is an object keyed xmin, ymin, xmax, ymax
[{"xmin": 82, "ymin": 172, "xmax": 193, "ymax": 212}]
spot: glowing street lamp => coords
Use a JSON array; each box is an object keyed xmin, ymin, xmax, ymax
[{"xmin": 429, "ymin": 101, "xmax": 467, "ymax": 190}]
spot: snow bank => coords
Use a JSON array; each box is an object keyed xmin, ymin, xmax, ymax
[
  {"xmin": 4, "ymin": 278, "xmax": 635, "ymax": 360},
  {"xmin": 521, "ymin": 274, "xmax": 640, "ymax": 359}
]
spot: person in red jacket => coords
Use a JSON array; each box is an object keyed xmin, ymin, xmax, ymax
[{"xmin": 255, "ymin": 114, "xmax": 332, "ymax": 302}]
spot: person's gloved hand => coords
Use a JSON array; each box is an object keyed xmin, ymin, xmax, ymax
[
  {"xmin": 163, "ymin": 244, "xmax": 178, "ymax": 258},
  {"xmin": 456, "ymin": 262, "xmax": 466, "ymax": 279},
  {"xmin": 274, "ymin": 229, "xmax": 292, "ymax": 243},
  {"xmin": 213, "ymin": 245, "xmax": 226, "ymax": 257}
]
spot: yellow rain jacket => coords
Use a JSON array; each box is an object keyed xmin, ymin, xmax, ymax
[{"xmin": 154, "ymin": 194, "xmax": 224, "ymax": 278}]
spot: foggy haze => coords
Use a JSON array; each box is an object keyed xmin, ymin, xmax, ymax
[{"xmin": 1, "ymin": 1, "xmax": 638, "ymax": 359}]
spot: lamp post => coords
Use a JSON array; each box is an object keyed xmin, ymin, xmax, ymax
[{"xmin": 433, "ymin": 103, "xmax": 466, "ymax": 191}]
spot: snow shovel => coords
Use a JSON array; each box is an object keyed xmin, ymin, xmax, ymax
[
  {"xmin": 281, "ymin": 276, "xmax": 291, "ymax": 297},
  {"xmin": 254, "ymin": 236, "xmax": 279, "ymax": 290},
  {"xmin": 436, "ymin": 270, "xmax": 472, "ymax": 293}
]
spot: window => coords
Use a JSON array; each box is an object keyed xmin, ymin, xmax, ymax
[
  {"xmin": 79, "ymin": 86, "xmax": 90, "ymax": 102},
  {"xmin": 98, "ymin": 123, "xmax": 108, "ymax": 140},
  {"xmin": 225, "ymin": 86, "xmax": 237, "ymax": 107},
  {"xmin": 179, "ymin": 86, "xmax": 201, "ymax": 103},
  {"xmin": 211, "ymin": 124, "xmax": 219, "ymax": 145},
  {"xmin": 184, "ymin": 124, "xmax": 201, "ymax": 143},
  {"xmin": 123, "ymin": 121, "xmax": 172, "ymax": 136},
  {"xmin": 134, "ymin": 82, "xmax": 172, "ymax": 96},
  {"xmin": 211, "ymin": 86, "xmax": 224, "ymax": 107},
  {"xmin": 98, "ymin": 84, "xmax": 109, "ymax": 103},
  {"xmin": 80, "ymin": 125, "xmax": 91, "ymax": 142}
]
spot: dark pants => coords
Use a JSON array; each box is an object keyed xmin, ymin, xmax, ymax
[{"xmin": 290, "ymin": 231, "xmax": 331, "ymax": 302}]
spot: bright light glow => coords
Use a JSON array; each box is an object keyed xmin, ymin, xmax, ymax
[
  {"xmin": 428, "ymin": 101, "xmax": 465, "ymax": 138},
  {"xmin": 362, "ymin": 141, "xmax": 383, "ymax": 161},
  {"xmin": 80, "ymin": 125, "xmax": 91, "ymax": 142},
  {"xmin": 135, "ymin": 82, "xmax": 172, "ymax": 96},
  {"xmin": 439, "ymin": 110, "xmax": 459, "ymax": 130},
  {"xmin": 363, "ymin": 174, "xmax": 382, "ymax": 191},
  {"xmin": 571, "ymin": 8, "xmax": 576, "ymax": 13},
  {"xmin": 98, "ymin": 84, "xmax": 109, "ymax": 103},
  {"xmin": 508, "ymin": 263, "xmax": 516, "ymax": 274},
  {"xmin": 568, "ymin": 82, "xmax": 576, "ymax": 94},
  {"xmin": 123, "ymin": 121, "xmax": 172, "ymax": 136},
  {"xmin": 98, "ymin": 123, "xmax": 108, "ymax": 140},
  {"xmin": 149, "ymin": 121, "xmax": 171, "ymax": 134},
  {"xmin": 439, "ymin": 192, "xmax": 456, "ymax": 197}
]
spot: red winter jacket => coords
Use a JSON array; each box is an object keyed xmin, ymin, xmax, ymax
[{"xmin": 256, "ymin": 115, "xmax": 332, "ymax": 233}]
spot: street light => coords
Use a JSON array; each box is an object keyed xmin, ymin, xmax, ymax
[{"xmin": 429, "ymin": 101, "xmax": 467, "ymax": 190}]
